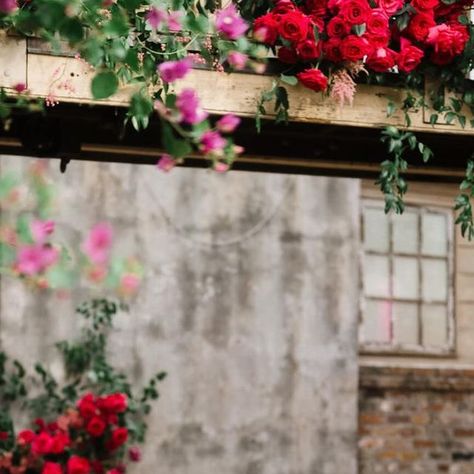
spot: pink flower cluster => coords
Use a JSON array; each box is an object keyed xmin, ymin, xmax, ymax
[
  {"xmin": 158, "ymin": 59, "xmax": 192, "ymax": 83},
  {"xmin": 146, "ymin": 7, "xmax": 182, "ymax": 31},
  {"xmin": 215, "ymin": 4, "xmax": 249, "ymax": 40}
]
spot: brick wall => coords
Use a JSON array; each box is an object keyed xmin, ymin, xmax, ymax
[{"xmin": 359, "ymin": 366, "xmax": 474, "ymax": 474}]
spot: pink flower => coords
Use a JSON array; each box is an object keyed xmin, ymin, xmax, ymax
[
  {"xmin": 156, "ymin": 154, "xmax": 176, "ymax": 172},
  {"xmin": 176, "ymin": 89, "xmax": 208, "ymax": 125},
  {"xmin": 0, "ymin": 0, "xmax": 17, "ymax": 14},
  {"xmin": 166, "ymin": 11, "xmax": 183, "ymax": 31},
  {"xmin": 120, "ymin": 274, "xmax": 140, "ymax": 294},
  {"xmin": 30, "ymin": 219, "xmax": 55, "ymax": 243},
  {"xmin": 200, "ymin": 131, "xmax": 226, "ymax": 154},
  {"xmin": 158, "ymin": 58, "xmax": 191, "ymax": 83},
  {"xmin": 82, "ymin": 223, "xmax": 113, "ymax": 264},
  {"xmin": 216, "ymin": 114, "xmax": 240, "ymax": 133},
  {"xmin": 146, "ymin": 7, "xmax": 165, "ymax": 29},
  {"xmin": 13, "ymin": 83, "xmax": 27, "ymax": 93},
  {"xmin": 227, "ymin": 51, "xmax": 248, "ymax": 70},
  {"xmin": 215, "ymin": 4, "xmax": 248, "ymax": 40},
  {"xmin": 129, "ymin": 447, "xmax": 142, "ymax": 462},
  {"xmin": 214, "ymin": 162, "xmax": 230, "ymax": 173},
  {"xmin": 16, "ymin": 245, "xmax": 58, "ymax": 275}
]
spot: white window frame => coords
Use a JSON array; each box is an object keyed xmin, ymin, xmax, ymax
[{"xmin": 359, "ymin": 199, "xmax": 455, "ymax": 356}]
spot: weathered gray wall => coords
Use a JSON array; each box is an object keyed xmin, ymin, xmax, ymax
[{"xmin": 0, "ymin": 155, "xmax": 360, "ymax": 474}]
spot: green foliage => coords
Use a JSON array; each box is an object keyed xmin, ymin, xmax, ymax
[
  {"xmin": 455, "ymin": 159, "xmax": 474, "ymax": 240},
  {"xmin": 255, "ymin": 80, "xmax": 290, "ymax": 133},
  {"xmin": 377, "ymin": 126, "xmax": 433, "ymax": 214},
  {"xmin": 91, "ymin": 71, "xmax": 119, "ymax": 100},
  {"xmin": 0, "ymin": 299, "xmax": 166, "ymax": 447}
]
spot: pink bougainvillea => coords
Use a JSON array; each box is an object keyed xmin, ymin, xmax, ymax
[{"xmin": 82, "ymin": 222, "xmax": 113, "ymax": 264}]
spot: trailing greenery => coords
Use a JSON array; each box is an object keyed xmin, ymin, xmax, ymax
[{"xmin": 0, "ymin": 299, "xmax": 166, "ymax": 447}]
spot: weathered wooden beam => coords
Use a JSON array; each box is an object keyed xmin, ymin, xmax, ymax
[{"xmin": 1, "ymin": 36, "xmax": 473, "ymax": 136}]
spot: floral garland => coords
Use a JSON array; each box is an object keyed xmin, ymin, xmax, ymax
[
  {"xmin": 251, "ymin": 0, "xmax": 472, "ymax": 99},
  {"xmin": 0, "ymin": 0, "xmax": 473, "ymax": 232}
]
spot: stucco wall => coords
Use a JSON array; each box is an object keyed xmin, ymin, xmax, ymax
[{"xmin": 0, "ymin": 156, "xmax": 360, "ymax": 474}]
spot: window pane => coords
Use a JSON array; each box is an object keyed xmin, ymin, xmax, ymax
[
  {"xmin": 364, "ymin": 206, "xmax": 389, "ymax": 253},
  {"xmin": 393, "ymin": 257, "xmax": 419, "ymax": 300},
  {"xmin": 393, "ymin": 211, "xmax": 418, "ymax": 254},
  {"xmin": 421, "ymin": 304, "xmax": 448, "ymax": 347},
  {"xmin": 422, "ymin": 259, "xmax": 448, "ymax": 302},
  {"xmin": 422, "ymin": 213, "xmax": 448, "ymax": 256},
  {"xmin": 364, "ymin": 255, "xmax": 390, "ymax": 298},
  {"xmin": 393, "ymin": 302, "xmax": 419, "ymax": 345},
  {"xmin": 360, "ymin": 299, "xmax": 392, "ymax": 344}
]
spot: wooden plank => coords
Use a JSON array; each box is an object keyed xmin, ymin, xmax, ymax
[
  {"xmin": 0, "ymin": 35, "xmax": 471, "ymax": 135},
  {"xmin": 0, "ymin": 37, "xmax": 27, "ymax": 90}
]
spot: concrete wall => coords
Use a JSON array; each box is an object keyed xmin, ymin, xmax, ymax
[{"xmin": 0, "ymin": 156, "xmax": 360, "ymax": 474}]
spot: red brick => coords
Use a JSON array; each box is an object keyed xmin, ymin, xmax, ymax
[
  {"xmin": 360, "ymin": 414, "xmax": 384, "ymax": 424},
  {"xmin": 453, "ymin": 429, "xmax": 474, "ymax": 437},
  {"xmin": 414, "ymin": 439, "xmax": 435, "ymax": 448},
  {"xmin": 388, "ymin": 415, "xmax": 410, "ymax": 423}
]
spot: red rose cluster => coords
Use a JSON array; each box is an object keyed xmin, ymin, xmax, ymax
[
  {"xmin": 253, "ymin": 0, "xmax": 472, "ymax": 91},
  {"xmin": 0, "ymin": 392, "xmax": 138, "ymax": 474}
]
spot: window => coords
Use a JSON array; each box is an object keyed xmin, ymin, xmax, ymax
[{"xmin": 359, "ymin": 200, "xmax": 454, "ymax": 355}]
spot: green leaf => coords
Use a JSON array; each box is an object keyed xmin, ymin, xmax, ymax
[
  {"xmin": 352, "ymin": 23, "xmax": 366, "ymax": 36},
  {"xmin": 386, "ymin": 101, "xmax": 396, "ymax": 117},
  {"xmin": 91, "ymin": 71, "xmax": 119, "ymax": 100},
  {"xmin": 161, "ymin": 123, "xmax": 193, "ymax": 159},
  {"xmin": 280, "ymin": 74, "xmax": 298, "ymax": 86},
  {"xmin": 59, "ymin": 18, "xmax": 83, "ymax": 43}
]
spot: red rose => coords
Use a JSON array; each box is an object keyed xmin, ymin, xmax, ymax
[
  {"xmin": 86, "ymin": 416, "xmax": 106, "ymax": 437},
  {"xmin": 326, "ymin": 16, "xmax": 351, "ymax": 37},
  {"xmin": 43, "ymin": 462, "xmax": 63, "ymax": 474},
  {"xmin": 328, "ymin": 0, "xmax": 343, "ymax": 12},
  {"xmin": 272, "ymin": 0, "xmax": 296, "ymax": 14},
  {"xmin": 407, "ymin": 12, "xmax": 435, "ymax": 42},
  {"xmin": 32, "ymin": 432, "xmax": 53, "ymax": 455},
  {"xmin": 323, "ymin": 37, "xmax": 343, "ymax": 62},
  {"xmin": 340, "ymin": 35, "xmax": 371, "ymax": 61},
  {"xmin": 366, "ymin": 9, "xmax": 389, "ymax": 36},
  {"xmin": 411, "ymin": 0, "xmax": 439, "ymax": 10},
  {"xmin": 339, "ymin": 0, "xmax": 371, "ymax": 24},
  {"xmin": 100, "ymin": 393, "xmax": 127, "ymax": 414},
  {"xmin": 17, "ymin": 430, "xmax": 35, "ymax": 445},
  {"xmin": 108, "ymin": 427, "xmax": 128, "ymax": 451},
  {"xmin": 305, "ymin": 0, "xmax": 328, "ymax": 16},
  {"xmin": 427, "ymin": 23, "xmax": 468, "ymax": 57},
  {"xmin": 90, "ymin": 461, "xmax": 104, "ymax": 474},
  {"xmin": 434, "ymin": 1, "xmax": 465, "ymax": 18},
  {"xmin": 77, "ymin": 393, "xmax": 97, "ymax": 419},
  {"xmin": 366, "ymin": 47, "xmax": 398, "ymax": 71},
  {"xmin": 67, "ymin": 456, "xmax": 91, "ymax": 474},
  {"xmin": 278, "ymin": 10, "xmax": 311, "ymax": 42},
  {"xmin": 397, "ymin": 39, "xmax": 424, "ymax": 72},
  {"xmin": 309, "ymin": 14, "xmax": 325, "ymax": 33},
  {"xmin": 253, "ymin": 13, "xmax": 279, "ymax": 44},
  {"xmin": 278, "ymin": 46, "xmax": 299, "ymax": 63},
  {"xmin": 375, "ymin": 0, "xmax": 404, "ymax": 15},
  {"xmin": 50, "ymin": 432, "xmax": 70, "ymax": 454},
  {"xmin": 296, "ymin": 68, "xmax": 328, "ymax": 92},
  {"xmin": 296, "ymin": 39, "xmax": 321, "ymax": 60},
  {"xmin": 364, "ymin": 31, "xmax": 390, "ymax": 48}
]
